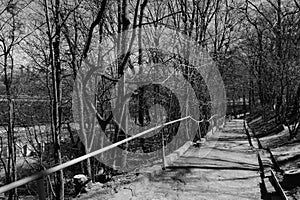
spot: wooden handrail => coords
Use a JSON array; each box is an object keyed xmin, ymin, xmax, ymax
[
  {"xmin": 270, "ymin": 170, "xmax": 288, "ymax": 200},
  {"xmin": 245, "ymin": 120, "xmax": 287, "ymax": 200},
  {"xmin": 0, "ymin": 114, "xmax": 222, "ymax": 194}
]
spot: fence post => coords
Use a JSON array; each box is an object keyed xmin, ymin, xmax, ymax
[
  {"xmin": 257, "ymin": 152, "xmax": 265, "ymax": 178},
  {"xmin": 257, "ymin": 152, "xmax": 267, "ymax": 198},
  {"xmin": 37, "ymin": 176, "xmax": 46, "ymax": 200},
  {"xmin": 245, "ymin": 128, "xmax": 253, "ymax": 147},
  {"xmin": 198, "ymin": 121, "xmax": 201, "ymax": 141},
  {"xmin": 267, "ymin": 148, "xmax": 282, "ymax": 172},
  {"xmin": 244, "ymin": 121, "xmax": 253, "ymax": 147},
  {"xmin": 211, "ymin": 119, "xmax": 214, "ymax": 135},
  {"xmin": 253, "ymin": 130, "xmax": 263, "ymax": 149}
]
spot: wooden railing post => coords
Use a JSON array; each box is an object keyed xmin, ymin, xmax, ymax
[
  {"xmin": 257, "ymin": 152, "xmax": 267, "ymax": 197},
  {"xmin": 244, "ymin": 121, "xmax": 253, "ymax": 147},
  {"xmin": 211, "ymin": 119, "xmax": 214, "ymax": 135},
  {"xmin": 253, "ymin": 130, "xmax": 263, "ymax": 149},
  {"xmin": 245, "ymin": 128, "xmax": 253, "ymax": 147},
  {"xmin": 257, "ymin": 152, "xmax": 265, "ymax": 178},
  {"xmin": 267, "ymin": 148, "xmax": 283, "ymax": 172},
  {"xmin": 197, "ymin": 121, "xmax": 201, "ymax": 141}
]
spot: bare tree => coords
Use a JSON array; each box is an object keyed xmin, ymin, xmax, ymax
[{"xmin": 0, "ymin": 0, "xmax": 33, "ymax": 199}]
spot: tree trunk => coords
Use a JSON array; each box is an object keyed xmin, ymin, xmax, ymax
[
  {"xmin": 3, "ymin": 51, "xmax": 17, "ymax": 200},
  {"xmin": 232, "ymin": 97, "xmax": 236, "ymax": 118},
  {"xmin": 7, "ymin": 96, "xmax": 17, "ymax": 200},
  {"xmin": 243, "ymin": 89, "xmax": 247, "ymax": 118},
  {"xmin": 44, "ymin": 0, "xmax": 64, "ymax": 198}
]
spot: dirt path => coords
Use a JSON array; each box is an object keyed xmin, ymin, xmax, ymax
[{"xmin": 79, "ymin": 120, "xmax": 261, "ymax": 200}]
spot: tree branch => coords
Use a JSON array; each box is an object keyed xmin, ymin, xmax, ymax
[{"xmin": 82, "ymin": 0, "xmax": 107, "ymax": 59}]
